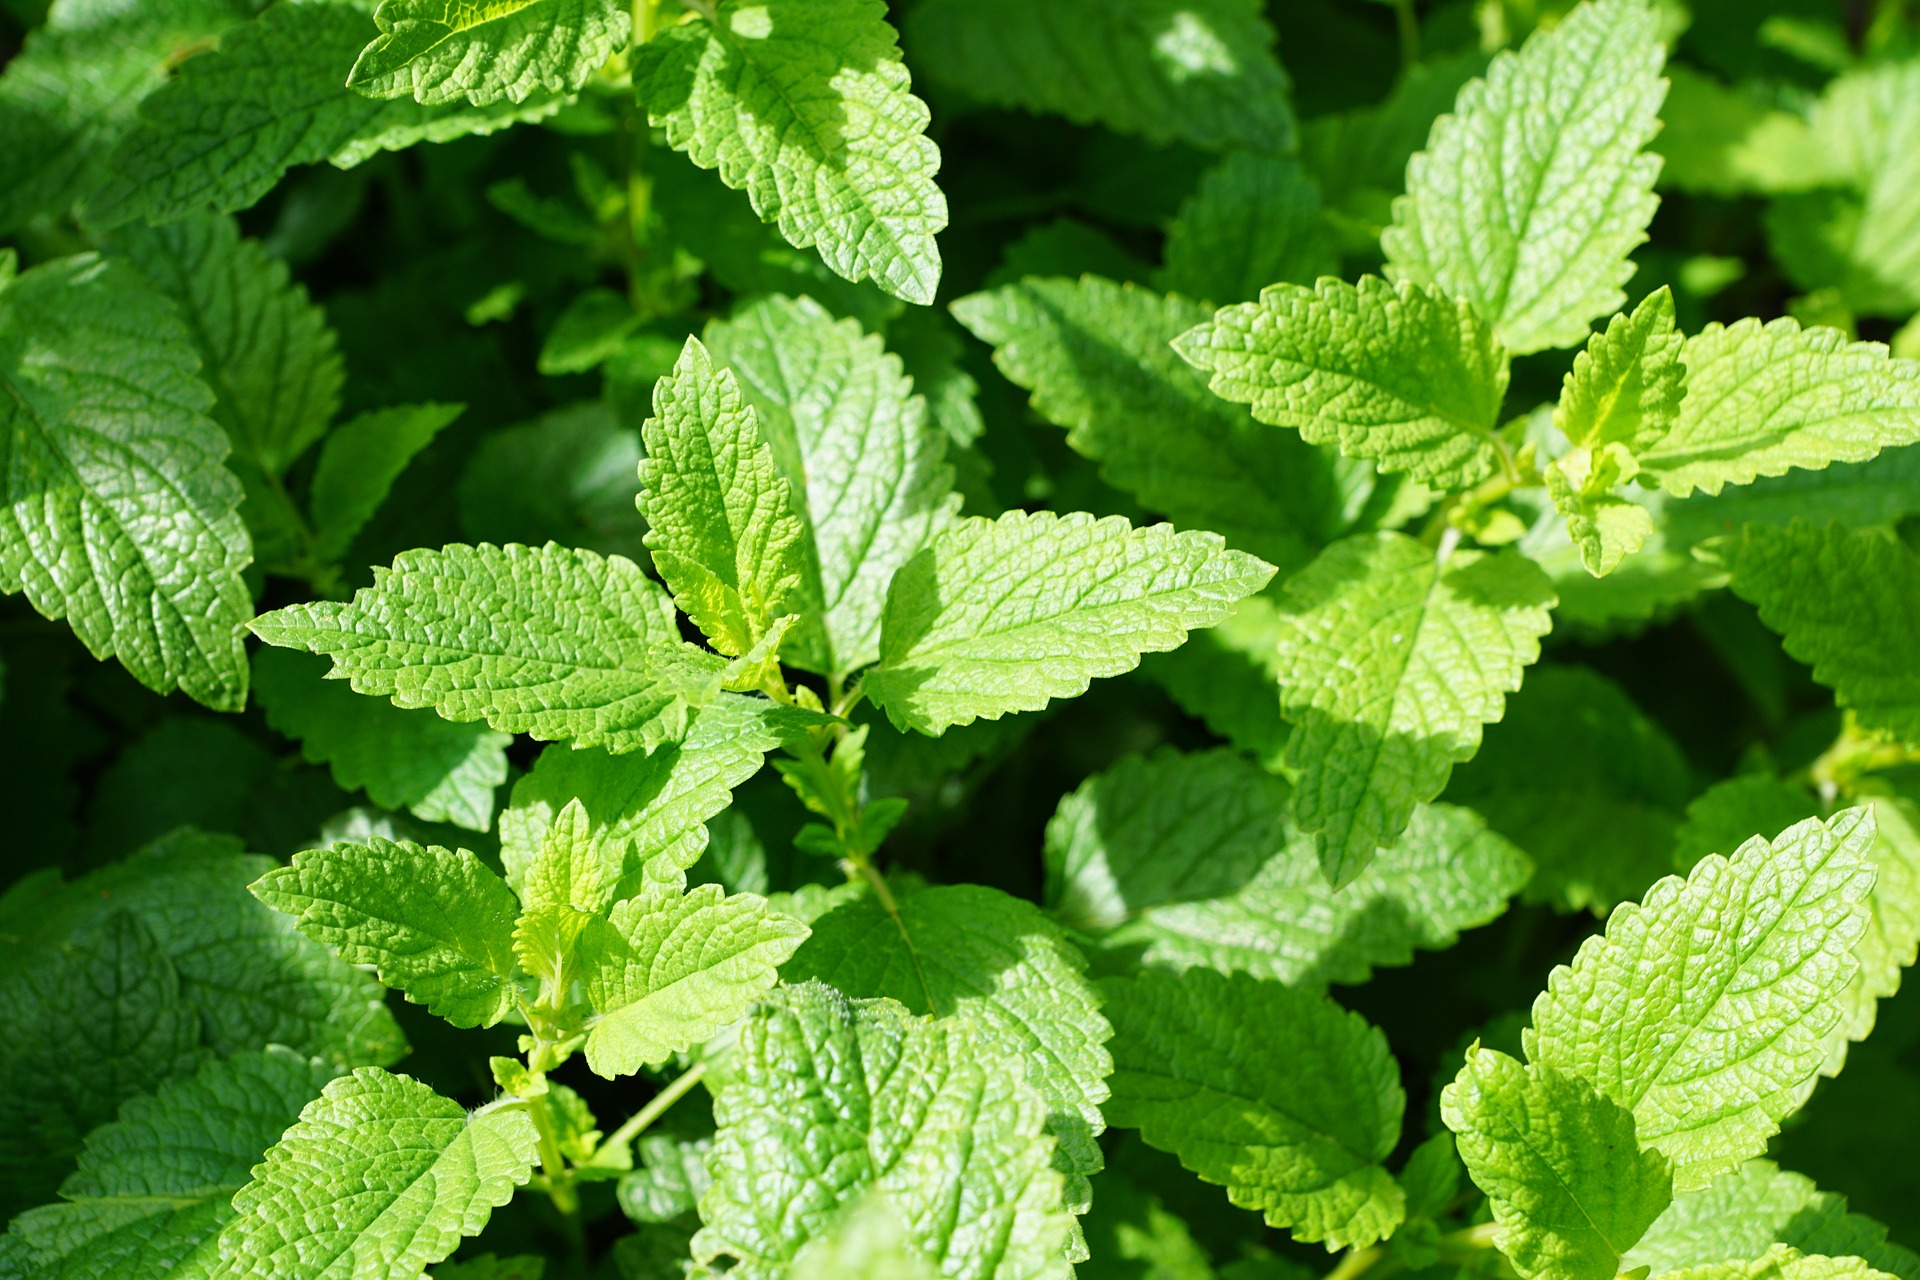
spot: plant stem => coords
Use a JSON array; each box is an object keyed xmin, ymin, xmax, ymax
[
  {"xmin": 601, "ymin": 1060, "xmax": 710, "ymax": 1153},
  {"xmin": 1393, "ymin": 0, "xmax": 1421, "ymax": 72},
  {"xmin": 1326, "ymin": 1246, "xmax": 1385, "ymax": 1280}
]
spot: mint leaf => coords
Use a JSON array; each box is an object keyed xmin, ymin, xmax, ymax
[
  {"xmin": 1158, "ymin": 153, "xmax": 1337, "ymax": 306},
  {"xmin": 1139, "ymin": 594, "xmax": 1292, "ymax": 767},
  {"xmin": 639, "ymin": 337, "xmax": 807, "ymax": 657},
  {"xmin": 951, "ymin": 276, "xmax": 1354, "ymax": 573},
  {"xmin": 904, "ymin": 0, "xmax": 1295, "ymax": 153},
  {"xmin": 500, "ymin": 695, "xmax": 787, "ymax": 897},
  {"xmin": 311, "ymin": 403, "xmax": 465, "ymax": 562},
  {"xmin": 214, "ymin": 1068, "xmax": 539, "ymax": 1280},
  {"xmin": 456, "ymin": 402, "xmax": 647, "ymax": 558},
  {"xmin": 1275, "ymin": 533, "xmax": 1557, "ymax": 886},
  {"xmin": 1103, "ymin": 968, "xmax": 1406, "ymax": 1249},
  {"xmin": 0, "ymin": 255, "xmax": 252, "ymax": 710},
  {"xmin": 1383, "ymin": 0, "xmax": 1667, "ymax": 355},
  {"xmin": 519, "ymin": 799, "xmax": 617, "ymax": 916},
  {"xmin": 637, "ymin": 0, "xmax": 945, "ymax": 304},
  {"xmin": 1526, "ymin": 809, "xmax": 1877, "ymax": 1189},
  {"xmin": 89, "ymin": 3, "xmax": 561, "ymax": 227},
  {"xmin": 1047, "ymin": 749, "xmax": 1531, "ymax": 985},
  {"xmin": 254, "ymin": 648, "xmax": 509, "ymax": 832},
  {"xmin": 1638, "ymin": 320, "xmax": 1920, "ymax": 497},
  {"xmin": 1655, "ymin": 1247, "xmax": 1903, "ymax": 1280},
  {"xmin": 1627, "ymin": 1160, "xmax": 1920, "ymax": 1280},
  {"xmin": 693, "ymin": 982, "xmax": 1071, "ymax": 1278},
  {"xmin": 4, "ymin": 1048, "xmax": 336, "ymax": 1280},
  {"xmin": 1718, "ymin": 523, "xmax": 1920, "ymax": 747},
  {"xmin": 1174, "ymin": 276, "xmax": 1511, "ymax": 493},
  {"xmin": 864, "ymin": 510, "xmax": 1276, "ymax": 736},
  {"xmin": 250, "ymin": 542, "xmax": 728, "ymax": 753},
  {"xmin": 705, "ymin": 295, "xmax": 959, "ymax": 675},
  {"xmin": 580, "ymin": 885, "xmax": 809, "ymax": 1078},
  {"xmin": 1443, "ymin": 1045, "xmax": 1672, "ymax": 1280},
  {"xmin": 349, "ymin": 0, "xmax": 627, "ymax": 106},
  {"xmin": 789, "ymin": 1191, "xmax": 939, "ymax": 1280},
  {"xmin": 785, "ymin": 882, "xmax": 1114, "ymax": 1215},
  {"xmin": 252, "ymin": 838, "xmax": 525, "ymax": 1029}
]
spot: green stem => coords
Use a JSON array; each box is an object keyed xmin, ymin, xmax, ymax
[
  {"xmin": 1393, "ymin": 0, "xmax": 1421, "ymax": 73},
  {"xmin": 1326, "ymin": 1246, "xmax": 1385, "ymax": 1280},
  {"xmin": 526, "ymin": 1097, "xmax": 580, "ymax": 1217},
  {"xmin": 600, "ymin": 1060, "xmax": 710, "ymax": 1154}
]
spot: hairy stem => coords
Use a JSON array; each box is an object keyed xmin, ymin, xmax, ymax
[{"xmin": 601, "ymin": 1060, "xmax": 710, "ymax": 1153}]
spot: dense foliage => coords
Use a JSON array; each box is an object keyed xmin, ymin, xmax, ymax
[{"xmin": 5, "ymin": 0, "xmax": 1920, "ymax": 1277}]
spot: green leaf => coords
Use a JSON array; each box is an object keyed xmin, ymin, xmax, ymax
[
  {"xmin": 250, "ymin": 542, "xmax": 729, "ymax": 754},
  {"xmin": 0, "ymin": 0, "xmax": 245, "ymax": 233},
  {"xmin": 619, "ymin": 1133, "xmax": 712, "ymax": 1224},
  {"xmin": 1382, "ymin": 0, "xmax": 1667, "ymax": 355},
  {"xmin": 904, "ymin": 0, "xmax": 1295, "ymax": 154},
  {"xmin": 1274, "ymin": 532, "xmax": 1557, "ymax": 886},
  {"xmin": 105, "ymin": 214, "xmax": 343, "ymax": 482},
  {"xmin": 789, "ymin": 1191, "xmax": 939, "ymax": 1280},
  {"xmin": 693, "ymin": 982, "xmax": 1071, "ymax": 1278},
  {"xmin": 0, "ymin": 912, "xmax": 203, "ymax": 1215},
  {"xmin": 1717, "ymin": 523, "xmax": 1920, "ymax": 747},
  {"xmin": 785, "ymin": 882, "xmax": 1114, "ymax": 1215},
  {"xmin": 213, "ymin": 1068, "xmax": 539, "ymax": 1280},
  {"xmin": 639, "ymin": 337, "xmax": 807, "ymax": 657},
  {"xmin": 1525, "ymin": 809, "xmax": 1877, "ymax": 1190},
  {"xmin": 951, "ymin": 276, "xmax": 1355, "ymax": 573},
  {"xmin": 1447, "ymin": 664, "xmax": 1690, "ymax": 914},
  {"xmin": 1047, "ymin": 749, "xmax": 1531, "ymax": 984},
  {"xmin": 1654, "ymin": 1246, "xmax": 1903, "ymax": 1280},
  {"xmin": 1301, "ymin": 49, "xmax": 1490, "ymax": 218},
  {"xmin": 254, "ymin": 648, "xmax": 509, "ymax": 832},
  {"xmin": 580, "ymin": 885, "xmax": 809, "ymax": 1078},
  {"xmin": 864, "ymin": 510, "xmax": 1276, "ymax": 737},
  {"xmin": 0, "ymin": 254, "xmax": 252, "ymax": 710},
  {"xmin": 704, "ymin": 295, "xmax": 959, "ymax": 675},
  {"xmin": 636, "ymin": 0, "xmax": 945, "ymax": 305},
  {"xmin": 1654, "ymin": 66, "xmax": 1824, "ymax": 199},
  {"xmin": 1627, "ymin": 1160, "xmax": 1920, "ymax": 1280},
  {"xmin": 1673, "ymin": 777, "xmax": 1824, "ymax": 874},
  {"xmin": 519, "ymin": 799, "xmax": 617, "ymax": 916},
  {"xmin": 4, "ymin": 1048, "xmax": 337, "ymax": 1280},
  {"xmin": 1443, "ymin": 1045, "xmax": 1672, "ymax": 1280},
  {"xmin": 499, "ymin": 695, "xmax": 787, "ymax": 897},
  {"xmin": 1831, "ymin": 788, "xmax": 1920, "ymax": 1078},
  {"xmin": 1102, "ymin": 968, "xmax": 1406, "ymax": 1249},
  {"xmin": 1173, "ymin": 276, "xmax": 1511, "ymax": 493},
  {"xmin": 311, "ymin": 403, "xmax": 465, "ymax": 562},
  {"xmin": 1637, "ymin": 320, "xmax": 1920, "ymax": 497},
  {"xmin": 1157, "ymin": 153, "xmax": 1338, "ymax": 306},
  {"xmin": 88, "ymin": 2, "xmax": 562, "ymax": 227},
  {"xmin": 349, "ymin": 0, "xmax": 627, "ymax": 106},
  {"xmin": 252, "ymin": 838, "xmax": 525, "ymax": 1029},
  {"xmin": 456, "ymin": 402, "xmax": 647, "ymax": 559},
  {"xmin": 1139, "ymin": 594, "xmax": 1291, "ymax": 768}
]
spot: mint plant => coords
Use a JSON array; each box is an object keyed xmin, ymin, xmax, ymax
[{"xmin": 8, "ymin": 0, "xmax": 1920, "ymax": 1277}]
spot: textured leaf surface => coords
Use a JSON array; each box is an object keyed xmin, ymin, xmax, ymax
[
  {"xmin": 704, "ymin": 296, "xmax": 958, "ymax": 674},
  {"xmin": 1638, "ymin": 320, "xmax": 1920, "ymax": 496},
  {"xmin": 865, "ymin": 511, "xmax": 1275, "ymax": 736},
  {"xmin": 1383, "ymin": 0, "xmax": 1667, "ymax": 354},
  {"xmin": 785, "ymin": 883, "xmax": 1113, "ymax": 1213},
  {"xmin": 637, "ymin": 0, "xmax": 944, "ymax": 304},
  {"xmin": 1525, "ymin": 810, "xmax": 1876, "ymax": 1190},
  {"xmin": 90, "ymin": 2, "xmax": 561, "ymax": 226},
  {"xmin": 499, "ymin": 695, "xmax": 786, "ymax": 897},
  {"xmin": 1627, "ymin": 1160, "xmax": 1920, "ymax": 1280},
  {"xmin": 640, "ymin": 338, "xmax": 806, "ymax": 656},
  {"xmin": 350, "ymin": 0, "xmax": 627, "ymax": 106},
  {"xmin": 579, "ymin": 884, "xmax": 808, "ymax": 1078},
  {"xmin": 255, "ymin": 648, "xmax": 508, "ymax": 831},
  {"xmin": 1656, "ymin": 1247, "xmax": 1901, "ymax": 1280},
  {"xmin": 951, "ymin": 276, "xmax": 1353, "ymax": 572},
  {"xmin": 1157, "ymin": 153, "xmax": 1337, "ymax": 305},
  {"xmin": 251, "ymin": 542, "xmax": 727, "ymax": 753},
  {"xmin": 1443, "ymin": 1045, "xmax": 1672, "ymax": 1280},
  {"xmin": 905, "ymin": 0, "xmax": 1294, "ymax": 153},
  {"xmin": 1174, "ymin": 276, "xmax": 1511, "ymax": 492},
  {"xmin": 0, "ymin": 255, "xmax": 252, "ymax": 709},
  {"xmin": 1274, "ymin": 533, "xmax": 1557, "ymax": 886},
  {"xmin": 253, "ymin": 839, "xmax": 524, "ymax": 1029},
  {"xmin": 1447, "ymin": 664, "xmax": 1690, "ymax": 914},
  {"xmin": 693, "ymin": 982, "xmax": 1071, "ymax": 1279},
  {"xmin": 214, "ymin": 1068, "xmax": 539, "ymax": 1280},
  {"xmin": 1103, "ymin": 968, "xmax": 1405, "ymax": 1249},
  {"xmin": 1047, "ymin": 750, "xmax": 1530, "ymax": 985},
  {"xmin": 1719, "ymin": 523, "xmax": 1920, "ymax": 747},
  {"xmin": 5, "ymin": 1049, "xmax": 336, "ymax": 1280}
]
